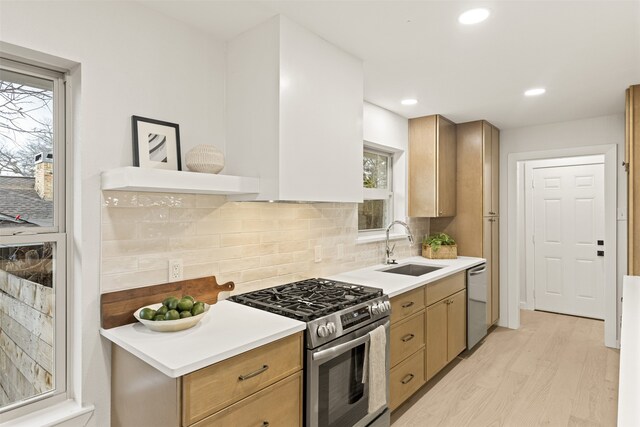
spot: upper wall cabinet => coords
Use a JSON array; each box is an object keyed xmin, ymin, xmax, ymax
[
  {"xmin": 408, "ymin": 115, "xmax": 457, "ymax": 217},
  {"xmin": 224, "ymin": 16, "xmax": 364, "ymax": 202},
  {"xmin": 482, "ymin": 122, "xmax": 500, "ymax": 217}
]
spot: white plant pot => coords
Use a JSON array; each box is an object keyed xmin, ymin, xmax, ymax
[{"xmin": 185, "ymin": 144, "xmax": 225, "ymax": 174}]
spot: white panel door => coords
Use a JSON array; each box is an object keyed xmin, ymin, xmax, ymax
[{"xmin": 533, "ymin": 163, "xmax": 605, "ymax": 319}]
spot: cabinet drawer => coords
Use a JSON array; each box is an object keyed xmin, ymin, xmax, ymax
[
  {"xmin": 390, "ymin": 311, "xmax": 425, "ymax": 368},
  {"xmin": 426, "ymin": 272, "xmax": 465, "ymax": 306},
  {"xmin": 182, "ymin": 333, "xmax": 303, "ymax": 426},
  {"xmin": 391, "ymin": 287, "xmax": 425, "ymax": 324},
  {"xmin": 390, "ymin": 349, "xmax": 425, "ymax": 411},
  {"xmin": 193, "ymin": 372, "xmax": 302, "ymax": 427}
]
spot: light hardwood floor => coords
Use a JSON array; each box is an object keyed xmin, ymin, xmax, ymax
[{"xmin": 391, "ymin": 310, "xmax": 619, "ymax": 427}]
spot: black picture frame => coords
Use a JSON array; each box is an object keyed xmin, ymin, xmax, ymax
[{"xmin": 131, "ymin": 115, "xmax": 182, "ymax": 171}]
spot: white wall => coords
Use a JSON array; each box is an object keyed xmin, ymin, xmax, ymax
[
  {"xmin": 363, "ymin": 102, "xmax": 409, "ymax": 224},
  {"xmin": 0, "ymin": 2, "xmax": 226, "ymax": 425},
  {"xmin": 500, "ymin": 114, "xmax": 626, "ymax": 336}
]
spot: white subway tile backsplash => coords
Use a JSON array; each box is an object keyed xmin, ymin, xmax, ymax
[
  {"xmin": 137, "ymin": 193, "xmax": 197, "ymax": 208},
  {"xmin": 168, "ymin": 235, "xmax": 220, "ymax": 251},
  {"xmin": 219, "ymin": 257, "xmax": 261, "ymax": 273},
  {"xmin": 101, "ymin": 192, "xmax": 429, "ymax": 294},
  {"xmin": 220, "ymin": 233, "xmax": 261, "ymax": 247},
  {"xmin": 102, "ymin": 191, "xmax": 138, "ymax": 207}
]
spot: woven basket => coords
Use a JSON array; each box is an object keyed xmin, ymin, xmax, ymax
[
  {"xmin": 422, "ymin": 244, "xmax": 458, "ymax": 259},
  {"xmin": 185, "ymin": 144, "xmax": 225, "ymax": 174}
]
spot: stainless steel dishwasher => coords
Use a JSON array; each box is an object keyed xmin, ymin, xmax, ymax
[{"xmin": 467, "ymin": 264, "xmax": 488, "ymax": 350}]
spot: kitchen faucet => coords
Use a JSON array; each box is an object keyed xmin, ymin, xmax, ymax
[{"xmin": 385, "ymin": 220, "xmax": 415, "ymax": 264}]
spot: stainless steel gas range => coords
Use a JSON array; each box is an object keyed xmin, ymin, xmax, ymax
[{"xmin": 230, "ymin": 278, "xmax": 391, "ymax": 427}]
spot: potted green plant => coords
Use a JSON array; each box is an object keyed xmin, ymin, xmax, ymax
[{"xmin": 422, "ymin": 233, "xmax": 458, "ymax": 259}]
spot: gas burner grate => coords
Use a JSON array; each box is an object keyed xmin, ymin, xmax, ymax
[{"xmin": 229, "ymin": 278, "xmax": 383, "ymax": 321}]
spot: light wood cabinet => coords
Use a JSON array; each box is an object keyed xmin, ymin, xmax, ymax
[
  {"xmin": 111, "ymin": 333, "xmax": 304, "ymax": 427},
  {"xmin": 425, "ymin": 298, "xmax": 448, "ymax": 379},
  {"xmin": 447, "ymin": 290, "xmax": 467, "ymax": 358},
  {"xmin": 431, "ymin": 120, "xmax": 500, "ymax": 326},
  {"xmin": 390, "ymin": 311, "xmax": 425, "ymax": 367},
  {"xmin": 192, "ymin": 372, "xmax": 302, "ymax": 427},
  {"xmin": 390, "ymin": 287, "xmax": 425, "ymax": 324},
  {"xmin": 388, "ymin": 273, "xmax": 469, "ymax": 411},
  {"xmin": 482, "ymin": 122, "xmax": 500, "ymax": 217},
  {"xmin": 389, "ymin": 288, "xmax": 427, "ymax": 410},
  {"xmin": 425, "ymin": 271, "xmax": 465, "ymax": 306},
  {"xmin": 389, "ymin": 349, "xmax": 425, "ymax": 411},
  {"xmin": 183, "ymin": 333, "xmax": 303, "ymax": 425},
  {"xmin": 626, "ymin": 84, "xmax": 640, "ymax": 275},
  {"xmin": 426, "ymin": 289, "xmax": 466, "ymax": 381},
  {"xmin": 408, "ymin": 114, "xmax": 457, "ymax": 217}
]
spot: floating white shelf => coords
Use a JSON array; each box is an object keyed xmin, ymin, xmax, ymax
[{"xmin": 101, "ymin": 167, "xmax": 260, "ymax": 195}]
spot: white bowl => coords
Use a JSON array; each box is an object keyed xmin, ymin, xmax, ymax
[{"xmin": 134, "ymin": 302, "xmax": 210, "ymax": 332}]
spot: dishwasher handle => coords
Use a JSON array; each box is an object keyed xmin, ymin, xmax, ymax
[{"xmin": 469, "ymin": 265, "xmax": 487, "ymax": 276}]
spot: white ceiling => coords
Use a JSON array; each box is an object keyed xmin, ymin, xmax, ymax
[{"xmin": 140, "ymin": 1, "xmax": 640, "ymax": 129}]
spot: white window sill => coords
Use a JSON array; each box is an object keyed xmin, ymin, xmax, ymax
[
  {"xmin": 356, "ymin": 232, "xmax": 411, "ymax": 244},
  {"xmin": 1, "ymin": 400, "xmax": 94, "ymax": 427}
]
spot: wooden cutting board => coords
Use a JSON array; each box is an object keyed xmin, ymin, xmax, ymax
[{"xmin": 101, "ymin": 276, "xmax": 234, "ymax": 329}]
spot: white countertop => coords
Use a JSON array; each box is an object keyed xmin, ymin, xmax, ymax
[
  {"xmin": 101, "ymin": 256, "xmax": 482, "ymax": 378},
  {"xmin": 329, "ymin": 256, "xmax": 485, "ymax": 298},
  {"xmin": 100, "ymin": 300, "xmax": 306, "ymax": 378},
  {"xmin": 618, "ymin": 275, "xmax": 640, "ymax": 426}
]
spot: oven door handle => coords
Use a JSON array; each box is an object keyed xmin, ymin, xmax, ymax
[{"xmin": 312, "ymin": 321, "xmax": 389, "ymax": 362}]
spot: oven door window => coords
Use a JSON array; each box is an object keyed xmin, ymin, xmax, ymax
[{"xmin": 318, "ymin": 342, "xmax": 369, "ymax": 427}]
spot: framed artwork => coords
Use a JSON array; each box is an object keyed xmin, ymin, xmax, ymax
[{"xmin": 132, "ymin": 116, "xmax": 181, "ymax": 170}]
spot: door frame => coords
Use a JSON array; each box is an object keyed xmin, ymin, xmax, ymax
[
  {"xmin": 506, "ymin": 144, "xmax": 618, "ymax": 348},
  {"xmin": 524, "ymin": 155, "xmax": 605, "ymax": 314}
]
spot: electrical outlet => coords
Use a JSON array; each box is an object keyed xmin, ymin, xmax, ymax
[
  {"xmin": 314, "ymin": 245, "xmax": 322, "ymax": 263},
  {"xmin": 169, "ymin": 259, "xmax": 183, "ymax": 281}
]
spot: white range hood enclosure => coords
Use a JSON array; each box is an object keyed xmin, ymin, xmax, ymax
[{"xmin": 225, "ymin": 15, "xmax": 364, "ymax": 203}]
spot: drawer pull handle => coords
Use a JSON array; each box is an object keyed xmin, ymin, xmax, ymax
[
  {"xmin": 262, "ymin": 422, "xmax": 270, "ymax": 427},
  {"xmin": 401, "ymin": 301, "xmax": 415, "ymax": 309},
  {"xmin": 401, "ymin": 373, "xmax": 415, "ymax": 385},
  {"xmin": 238, "ymin": 365, "xmax": 269, "ymax": 381},
  {"xmin": 401, "ymin": 333, "xmax": 415, "ymax": 342}
]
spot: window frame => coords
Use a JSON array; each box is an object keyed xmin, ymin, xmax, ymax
[
  {"xmin": 0, "ymin": 58, "xmax": 68, "ymax": 417},
  {"xmin": 359, "ymin": 146, "xmax": 394, "ymax": 234}
]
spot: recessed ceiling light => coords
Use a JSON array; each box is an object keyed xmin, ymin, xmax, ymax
[
  {"xmin": 524, "ymin": 88, "xmax": 546, "ymax": 97},
  {"xmin": 401, "ymin": 99, "xmax": 418, "ymax": 106},
  {"xmin": 458, "ymin": 8, "xmax": 490, "ymax": 25}
]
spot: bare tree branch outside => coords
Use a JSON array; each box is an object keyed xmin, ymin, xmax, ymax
[
  {"xmin": 0, "ymin": 80, "xmax": 53, "ymax": 177},
  {"xmin": 0, "ymin": 68, "xmax": 57, "ymax": 410}
]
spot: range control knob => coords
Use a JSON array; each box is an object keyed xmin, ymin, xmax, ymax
[
  {"xmin": 378, "ymin": 302, "xmax": 388, "ymax": 313},
  {"xmin": 384, "ymin": 301, "xmax": 391, "ymax": 311},
  {"xmin": 317, "ymin": 325, "xmax": 329, "ymax": 338},
  {"xmin": 371, "ymin": 304, "xmax": 380, "ymax": 315},
  {"xmin": 326, "ymin": 322, "xmax": 336, "ymax": 334}
]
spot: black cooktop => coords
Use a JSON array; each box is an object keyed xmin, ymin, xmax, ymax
[{"xmin": 229, "ymin": 278, "xmax": 383, "ymax": 322}]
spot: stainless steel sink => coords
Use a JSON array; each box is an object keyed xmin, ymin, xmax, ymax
[{"xmin": 380, "ymin": 263, "xmax": 443, "ymax": 276}]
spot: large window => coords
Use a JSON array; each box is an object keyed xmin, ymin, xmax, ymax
[
  {"xmin": 0, "ymin": 59, "xmax": 66, "ymax": 413},
  {"xmin": 358, "ymin": 148, "xmax": 393, "ymax": 232}
]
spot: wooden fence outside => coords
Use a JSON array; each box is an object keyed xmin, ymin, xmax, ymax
[{"xmin": 0, "ymin": 269, "xmax": 53, "ymax": 407}]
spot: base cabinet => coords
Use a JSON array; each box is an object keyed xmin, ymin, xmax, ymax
[
  {"xmin": 111, "ymin": 333, "xmax": 303, "ymax": 427},
  {"xmin": 425, "ymin": 299, "xmax": 448, "ymax": 379},
  {"xmin": 192, "ymin": 372, "xmax": 302, "ymax": 427},
  {"xmin": 389, "ymin": 350, "xmax": 425, "ymax": 411},
  {"xmin": 426, "ymin": 289, "xmax": 466, "ymax": 381},
  {"xmin": 389, "ymin": 272, "xmax": 468, "ymax": 411}
]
